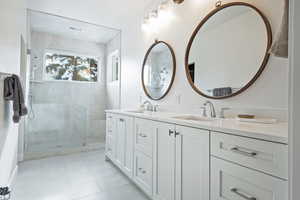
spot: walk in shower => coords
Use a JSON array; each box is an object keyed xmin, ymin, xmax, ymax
[{"xmin": 24, "ymin": 11, "xmax": 121, "ymax": 159}]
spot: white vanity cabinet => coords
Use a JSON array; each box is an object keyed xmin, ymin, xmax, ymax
[
  {"xmin": 105, "ymin": 111, "xmax": 288, "ymax": 200},
  {"xmin": 210, "ymin": 132, "xmax": 288, "ymax": 200},
  {"xmin": 105, "ymin": 113, "xmax": 134, "ymax": 178},
  {"xmin": 153, "ymin": 122, "xmax": 210, "ymax": 200}
]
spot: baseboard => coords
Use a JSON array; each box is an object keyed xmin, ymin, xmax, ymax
[{"xmin": 8, "ymin": 165, "xmax": 18, "ymax": 188}]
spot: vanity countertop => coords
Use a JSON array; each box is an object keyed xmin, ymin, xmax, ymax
[{"xmin": 106, "ymin": 110, "xmax": 288, "ymax": 144}]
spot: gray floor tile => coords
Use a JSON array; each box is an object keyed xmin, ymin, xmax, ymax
[{"xmin": 13, "ymin": 150, "xmax": 149, "ymax": 200}]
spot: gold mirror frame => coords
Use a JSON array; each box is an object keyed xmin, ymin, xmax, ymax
[
  {"xmin": 142, "ymin": 41, "xmax": 176, "ymax": 100},
  {"xmin": 184, "ymin": 2, "xmax": 272, "ymax": 99}
]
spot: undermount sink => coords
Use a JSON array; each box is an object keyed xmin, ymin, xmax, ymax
[
  {"xmin": 172, "ymin": 115, "xmax": 215, "ymax": 122},
  {"xmin": 126, "ymin": 110, "xmax": 145, "ymax": 114}
]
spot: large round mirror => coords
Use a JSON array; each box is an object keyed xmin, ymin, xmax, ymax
[
  {"xmin": 185, "ymin": 2, "xmax": 272, "ymax": 99},
  {"xmin": 142, "ymin": 41, "xmax": 176, "ymax": 100}
]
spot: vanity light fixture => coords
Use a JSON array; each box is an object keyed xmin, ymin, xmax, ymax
[{"xmin": 142, "ymin": 0, "xmax": 176, "ymax": 33}]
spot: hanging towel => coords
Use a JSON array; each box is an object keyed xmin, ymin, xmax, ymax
[
  {"xmin": 3, "ymin": 74, "xmax": 28, "ymax": 123},
  {"xmin": 270, "ymin": 0, "xmax": 289, "ymax": 58},
  {"xmin": 213, "ymin": 87, "xmax": 232, "ymax": 97}
]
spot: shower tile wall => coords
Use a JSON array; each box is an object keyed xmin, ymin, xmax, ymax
[{"xmin": 26, "ymin": 31, "xmax": 107, "ymax": 154}]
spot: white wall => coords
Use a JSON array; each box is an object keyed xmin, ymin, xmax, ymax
[
  {"xmin": 0, "ymin": 0, "xmax": 27, "ymax": 187},
  {"xmin": 132, "ymin": 0, "xmax": 289, "ymax": 121},
  {"xmin": 106, "ymin": 34, "xmax": 121, "ymax": 109},
  {"xmin": 26, "ymin": 0, "xmax": 289, "ymax": 120}
]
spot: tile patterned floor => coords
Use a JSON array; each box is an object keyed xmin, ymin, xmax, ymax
[{"xmin": 13, "ymin": 150, "xmax": 149, "ymax": 200}]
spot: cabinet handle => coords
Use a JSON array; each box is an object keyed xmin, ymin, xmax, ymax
[
  {"xmin": 138, "ymin": 167, "xmax": 146, "ymax": 174},
  {"xmin": 169, "ymin": 129, "xmax": 174, "ymax": 136},
  {"xmin": 175, "ymin": 131, "xmax": 180, "ymax": 137},
  {"xmin": 139, "ymin": 133, "xmax": 147, "ymax": 138},
  {"xmin": 231, "ymin": 188, "xmax": 257, "ymax": 200},
  {"xmin": 230, "ymin": 147, "xmax": 257, "ymax": 157},
  {"xmin": 119, "ymin": 118, "xmax": 124, "ymax": 122}
]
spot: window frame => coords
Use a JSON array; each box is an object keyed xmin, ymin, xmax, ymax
[{"xmin": 43, "ymin": 49, "xmax": 101, "ymax": 83}]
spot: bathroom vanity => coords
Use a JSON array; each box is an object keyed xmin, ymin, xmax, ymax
[
  {"xmin": 105, "ymin": 3, "xmax": 288, "ymax": 199},
  {"xmin": 105, "ymin": 110, "xmax": 288, "ymax": 200}
]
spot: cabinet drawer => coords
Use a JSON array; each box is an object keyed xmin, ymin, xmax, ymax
[
  {"xmin": 211, "ymin": 132, "xmax": 288, "ymax": 179},
  {"xmin": 135, "ymin": 118, "xmax": 154, "ymax": 157},
  {"xmin": 211, "ymin": 157, "xmax": 288, "ymax": 200},
  {"xmin": 134, "ymin": 151, "xmax": 153, "ymax": 196}
]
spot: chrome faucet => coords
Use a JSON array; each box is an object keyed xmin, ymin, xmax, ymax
[
  {"xmin": 204, "ymin": 100, "xmax": 216, "ymax": 118},
  {"xmin": 142, "ymin": 100, "xmax": 154, "ymax": 111}
]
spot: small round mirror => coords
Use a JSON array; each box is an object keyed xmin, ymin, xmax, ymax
[
  {"xmin": 185, "ymin": 2, "xmax": 272, "ymax": 99},
  {"xmin": 142, "ymin": 41, "xmax": 176, "ymax": 100}
]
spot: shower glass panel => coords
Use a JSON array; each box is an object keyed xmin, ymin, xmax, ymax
[{"xmin": 25, "ymin": 11, "xmax": 121, "ymax": 159}]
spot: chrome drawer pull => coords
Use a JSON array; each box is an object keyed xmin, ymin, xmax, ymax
[
  {"xmin": 138, "ymin": 167, "xmax": 146, "ymax": 174},
  {"xmin": 231, "ymin": 147, "xmax": 257, "ymax": 157},
  {"xmin": 231, "ymin": 188, "xmax": 256, "ymax": 200},
  {"xmin": 139, "ymin": 133, "xmax": 147, "ymax": 138},
  {"xmin": 169, "ymin": 129, "xmax": 174, "ymax": 136}
]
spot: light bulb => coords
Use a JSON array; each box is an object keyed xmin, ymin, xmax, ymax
[
  {"xmin": 149, "ymin": 10, "xmax": 158, "ymax": 23},
  {"xmin": 142, "ymin": 16, "xmax": 150, "ymax": 32},
  {"xmin": 157, "ymin": 0, "xmax": 174, "ymax": 28}
]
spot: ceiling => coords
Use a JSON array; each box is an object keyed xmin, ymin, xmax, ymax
[
  {"xmin": 29, "ymin": 11, "xmax": 121, "ymax": 44},
  {"xmin": 27, "ymin": 0, "xmax": 155, "ymax": 32}
]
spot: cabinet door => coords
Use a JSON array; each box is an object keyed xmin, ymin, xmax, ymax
[
  {"xmin": 115, "ymin": 116, "xmax": 134, "ymax": 177},
  {"xmin": 105, "ymin": 114, "xmax": 116, "ymax": 160},
  {"xmin": 115, "ymin": 116, "xmax": 133, "ymax": 176},
  {"xmin": 153, "ymin": 122, "xmax": 176, "ymax": 200},
  {"xmin": 123, "ymin": 117, "xmax": 134, "ymax": 177},
  {"xmin": 175, "ymin": 126, "xmax": 210, "ymax": 200}
]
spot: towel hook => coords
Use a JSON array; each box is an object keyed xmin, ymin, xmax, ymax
[{"xmin": 0, "ymin": 72, "xmax": 12, "ymax": 80}]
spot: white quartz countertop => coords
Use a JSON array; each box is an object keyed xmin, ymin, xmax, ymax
[{"xmin": 106, "ymin": 110, "xmax": 288, "ymax": 144}]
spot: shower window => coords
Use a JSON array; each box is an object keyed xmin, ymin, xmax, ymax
[{"xmin": 44, "ymin": 50, "xmax": 99, "ymax": 82}]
